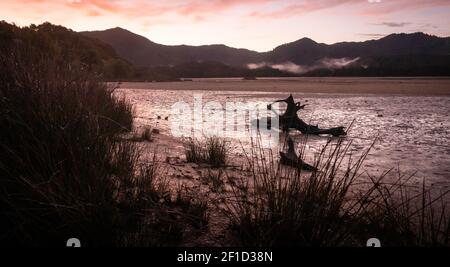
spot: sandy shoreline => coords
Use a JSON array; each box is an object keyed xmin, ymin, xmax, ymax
[
  {"xmin": 119, "ymin": 77, "xmax": 450, "ymax": 96},
  {"xmin": 132, "ymin": 132, "xmax": 244, "ymax": 246}
]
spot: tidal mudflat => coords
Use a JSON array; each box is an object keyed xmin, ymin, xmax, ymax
[{"xmin": 118, "ymin": 77, "xmax": 450, "ymax": 188}]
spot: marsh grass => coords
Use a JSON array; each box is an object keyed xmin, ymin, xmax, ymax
[
  {"xmin": 0, "ymin": 37, "xmax": 206, "ymax": 247},
  {"xmin": 221, "ymin": 135, "xmax": 449, "ymax": 247},
  {"xmin": 202, "ymin": 169, "xmax": 226, "ymax": 193},
  {"xmin": 116, "ymin": 151, "xmax": 190, "ymax": 247},
  {"xmin": 0, "ymin": 39, "xmax": 138, "ymax": 245},
  {"xmin": 173, "ymin": 185, "xmax": 209, "ymax": 229},
  {"xmin": 185, "ymin": 137, "xmax": 228, "ymax": 167}
]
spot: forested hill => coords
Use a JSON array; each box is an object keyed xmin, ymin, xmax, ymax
[{"xmin": 0, "ymin": 22, "xmax": 133, "ymax": 80}]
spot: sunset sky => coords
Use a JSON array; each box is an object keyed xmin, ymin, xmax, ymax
[{"xmin": 1, "ymin": 0, "xmax": 449, "ymax": 52}]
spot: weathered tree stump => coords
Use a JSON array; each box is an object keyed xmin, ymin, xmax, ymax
[{"xmin": 271, "ymin": 94, "xmax": 347, "ymax": 137}]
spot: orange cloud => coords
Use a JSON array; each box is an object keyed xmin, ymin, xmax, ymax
[
  {"xmin": 68, "ymin": 0, "xmax": 121, "ymax": 13},
  {"xmin": 86, "ymin": 9, "xmax": 101, "ymax": 17}
]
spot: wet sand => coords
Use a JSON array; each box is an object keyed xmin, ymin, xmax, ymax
[
  {"xmin": 120, "ymin": 77, "xmax": 450, "ymax": 95},
  {"xmin": 117, "ymin": 77, "xmax": 450, "ymax": 205},
  {"xmin": 118, "ymin": 77, "xmax": 450, "ymax": 245}
]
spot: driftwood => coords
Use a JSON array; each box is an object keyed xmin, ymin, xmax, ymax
[
  {"xmin": 271, "ymin": 94, "xmax": 347, "ymax": 137},
  {"xmin": 254, "ymin": 94, "xmax": 346, "ymax": 169},
  {"xmin": 280, "ymin": 136, "xmax": 317, "ymax": 171}
]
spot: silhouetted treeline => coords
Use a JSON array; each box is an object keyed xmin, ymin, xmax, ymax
[
  {"xmin": 133, "ymin": 61, "xmax": 293, "ymax": 81},
  {"xmin": 0, "ymin": 21, "xmax": 133, "ymax": 80},
  {"xmin": 306, "ymin": 55, "xmax": 450, "ymax": 77}
]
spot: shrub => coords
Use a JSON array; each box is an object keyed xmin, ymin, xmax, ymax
[
  {"xmin": 185, "ymin": 137, "xmax": 228, "ymax": 167},
  {"xmin": 0, "ymin": 31, "xmax": 135, "ymax": 246}
]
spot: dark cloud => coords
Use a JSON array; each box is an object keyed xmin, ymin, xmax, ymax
[
  {"xmin": 373, "ymin": 22, "xmax": 411, "ymax": 27},
  {"xmin": 357, "ymin": 33, "xmax": 386, "ymax": 38}
]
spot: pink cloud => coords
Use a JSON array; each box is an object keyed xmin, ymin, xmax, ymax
[
  {"xmin": 177, "ymin": 0, "xmax": 272, "ymax": 16},
  {"xmin": 7, "ymin": 0, "xmax": 450, "ymax": 29},
  {"xmin": 249, "ymin": 0, "xmax": 450, "ymax": 18},
  {"xmin": 360, "ymin": 0, "xmax": 450, "ymax": 15},
  {"xmin": 67, "ymin": 0, "xmax": 121, "ymax": 13},
  {"xmin": 249, "ymin": 0, "xmax": 361, "ymax": 18},
  {"xmin": 13, "ymin": 0, "xmax": 273, "ymax": 19},
  {"xmin": 65, "ymin": 0, "xmax": 177, "ymax": 17}
]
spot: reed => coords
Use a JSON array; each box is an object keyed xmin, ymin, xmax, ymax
[{"xmin": 221, "ymin": 136, "xmax": 449, "ymax": 246}]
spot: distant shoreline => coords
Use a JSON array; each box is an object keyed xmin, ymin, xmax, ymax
[{"xmin": 117, "ymin": 77, "xmax": 450, "ymax": 96}]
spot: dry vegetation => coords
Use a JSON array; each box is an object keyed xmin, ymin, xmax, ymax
[
  {"xmin": 184, "ymin": 137, "xmax": 228, "ymax": 167},
  {"xmin": 0, "ymin": 36, "xmax": 207, "ymax": 247},
  {"xmin": 220, "ymin": 137, "xmax": 449, "ymax": 246}
]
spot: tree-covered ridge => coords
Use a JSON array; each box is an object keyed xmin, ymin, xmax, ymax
[{"xmin": 0, "ymin": 21, "xmax": 133, "ymax": 80}]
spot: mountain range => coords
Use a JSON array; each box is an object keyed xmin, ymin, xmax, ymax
[
  {"xmin": 1, "ymin": 21, "xmax": 448, "ymax": 80},
  {"xmin": 81, "ymin": 27, "xmax": 261, "ymax": 67},
  {"xmin": 81, "ymin": 27, "xmax": 450, "ymax": 77}
]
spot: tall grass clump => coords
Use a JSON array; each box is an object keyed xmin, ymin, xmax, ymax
[
  {"xmin": 222, "ymin": 136, "xmax": 449, "ymax": 247},
  {"xmin": 130, "ymin": 126, "xmax": 154, "ymax": 142},
  {"xmin": 0, "ymin": 25, "xmax": 136, "ymax": 246},
  {"xmin": 184, "ymin": 137, "xmax": 228, "ymax": 167}
]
